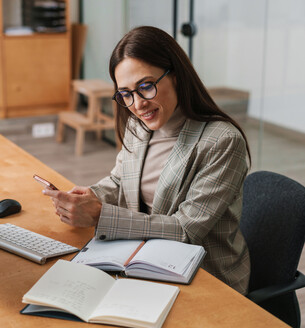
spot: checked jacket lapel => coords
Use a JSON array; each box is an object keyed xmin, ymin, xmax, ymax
[
  {"xmin": 121, "ymin": 126, "xmax": 151, "ymax": 212},
  {"xmin": 152, "ymin": 120, "xmax": 206, "ymax": 215}
]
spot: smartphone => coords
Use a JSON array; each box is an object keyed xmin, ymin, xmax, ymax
[{"xmin": 33, "ymin": 174, "xmax": 58, "ymax": 190}]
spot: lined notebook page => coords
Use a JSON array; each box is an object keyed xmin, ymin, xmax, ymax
[
  {"xmin": 90, "ymin": 279, "xmax": 179, "ymax": 326},
  {"xmin": 23, "ymin": 260, "xmax": 115, "ymax": 322},
  {"xmin": 130, "ymin": 239, "xmax": 201, "ymax": 274},
  {"xmin": 72, "ymin": 239, "xmax": 143, "ymax": 268}
]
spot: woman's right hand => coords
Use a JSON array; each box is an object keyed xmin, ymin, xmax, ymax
[{"xmin": 43, "ymin": 186, "xmax": 102, "ymax": 228}]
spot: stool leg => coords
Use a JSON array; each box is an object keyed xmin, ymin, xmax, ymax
[
  {"xmin": 87, "ymin": 95, "xmax": 96, "ymax": 122},
  {"xmin": 70, "ymin": 88, "xmax": 79, "ymax": 112},
  {"xmin": 75, "ymin": 127, "xmax": 85, "ymax": 156},
  {"xmin": 56, "ymin": 118, "xmax": 65, "ymax": 143},
  {"xmin": 96, "ymin": 129, "xmax": 102, "ymax": 141}
]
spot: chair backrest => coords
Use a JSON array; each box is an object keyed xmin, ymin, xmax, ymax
[{"xmin": 240, "ymin": 171, "xmax": 305, "ymax": 292}]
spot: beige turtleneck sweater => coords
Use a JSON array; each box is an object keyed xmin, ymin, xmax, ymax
[{"xmin": 140, "ymin": 107, "xmax": 186, "ymax": 214}]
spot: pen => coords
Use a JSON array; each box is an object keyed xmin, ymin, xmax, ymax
[{"xmin": 123, "ymin": 241, "xmax": 145, "ymax": 267}]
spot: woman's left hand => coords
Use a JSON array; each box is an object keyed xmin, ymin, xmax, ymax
[{"xmin": 43, "ymin": 186, "xmax": 102, "ymax": 228}]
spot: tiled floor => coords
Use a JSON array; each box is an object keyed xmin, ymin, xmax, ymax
[{"xmin": 1, "ymin": 114, "xmax": 305, "ymax": 326}]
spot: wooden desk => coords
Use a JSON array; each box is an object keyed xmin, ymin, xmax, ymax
[{"xmin": 0, "ymin": 134, "xmax": 289, "ymax": 328}]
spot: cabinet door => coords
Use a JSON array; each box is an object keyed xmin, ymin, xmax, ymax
[
  {"xmin": 0, "ymin": 39, "xmax": 5, "ymax": 111},
  {"xmin": 4, "ymin": 36, "xmax": 70, "ymax": 107}
]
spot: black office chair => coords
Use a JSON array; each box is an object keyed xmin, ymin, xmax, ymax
[{"xmin": 240, "ymin": 171, "xmax": 305, "ymax": 328}]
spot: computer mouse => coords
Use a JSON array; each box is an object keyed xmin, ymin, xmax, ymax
[{"xmin": 0, "ymin": 199, "xmax": 22, "ymax": 218}]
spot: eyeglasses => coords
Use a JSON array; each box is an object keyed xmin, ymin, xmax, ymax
[{"xmin": 112, "ymin": 69, "xmax": 171, "ymax": 108}]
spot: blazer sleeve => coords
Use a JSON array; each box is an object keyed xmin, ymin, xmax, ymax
[{"xmin": 95, "ymin": 131, "xmax": 248, "ymax": 244}]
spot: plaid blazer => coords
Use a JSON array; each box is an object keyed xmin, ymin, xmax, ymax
[{"xmin": 91, "ymin": 119, "xmax": 250, "ymax": 295}]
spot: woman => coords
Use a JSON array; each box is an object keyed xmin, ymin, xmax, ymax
[{"xmin": 44, "ymin": 26, "xmax": 251, "ymax": 295}]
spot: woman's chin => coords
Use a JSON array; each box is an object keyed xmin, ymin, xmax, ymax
[{"xmin": 143, "ymin": 120, "xmax": 162, "ymax": 131}]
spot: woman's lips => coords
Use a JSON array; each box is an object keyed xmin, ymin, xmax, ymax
[{"xmin": 141, "ymin": 109, "xmax": 158, "ymax": 120}]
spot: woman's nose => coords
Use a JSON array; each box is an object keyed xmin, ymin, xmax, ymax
[{"xmin": 133, "ymin": 93, "xmax": 148, "ymax": 110}]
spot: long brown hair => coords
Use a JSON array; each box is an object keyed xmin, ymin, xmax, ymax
[{"xmin": 109, "ymin": 26, "xmax": 251, "ymax": 163}]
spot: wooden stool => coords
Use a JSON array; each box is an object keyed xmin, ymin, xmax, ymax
[{"xmin": 57, "ymin": 79, "xmax": 116, "ymax": 156}]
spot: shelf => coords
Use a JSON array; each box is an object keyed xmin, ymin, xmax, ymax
[{"xmin": 1, "ymin": 32, "xmax": 70, "ymax": 39}]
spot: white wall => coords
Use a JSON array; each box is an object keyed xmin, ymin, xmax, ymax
[
  {"xmin": 69, "ymin": 0, "xmax": 79, "ymax": 24},
  {"xmin": 82, "ymin": 0, "xmax": 127, "ymax": 82},
  {"xmin": 2, "ymin": 0, "xmax": 22, "ymax": 28},
  {"xmin": 127, "ymin": 0, "xmax": 189, "ymax": 53},
  {"xmin": 193, "ymin": 0, "xmax": 305, "ymax": 134},
  {"xmin": 261, "ymin": 0, "xmax": 305, "ymax": 132}
]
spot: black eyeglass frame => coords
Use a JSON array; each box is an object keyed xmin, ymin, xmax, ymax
[{"xmin": 112, "ymin": 69, "xmax": 171, "ymax": 108}]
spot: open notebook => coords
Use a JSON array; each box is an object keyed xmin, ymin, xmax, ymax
[
  {"xmin": 21, "ymin": 260, "xmax": 179, "ymax": 328},
  {"xmin": 71, "ymin": 238, "xmax": 206, "ymax": 284}
]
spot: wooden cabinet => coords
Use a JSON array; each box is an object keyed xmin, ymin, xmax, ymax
[
  {"xmin": 0, "ymin": 0, "xmax": 71, "ymax": 118},
  {"xmin": 0, "ymin": 2, "xmax": 4, "ymax": 111},
  {"xmin": 0, "ymin": 37, "xmax": 4, "ymax": 110}
]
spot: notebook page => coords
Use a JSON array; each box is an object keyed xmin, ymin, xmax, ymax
[
  {"xmin": 130, "ymin": 239, "xmax": 201, "ymax": 275},
  {"xmin": 22, "ymin": 260, "xmax": 115, "ymax": 322},
  {"xmin": 90, "ymin": 278, "xmax": 179, "ymax": 327},
  {"xmin": 72, "ymin": 239, "xmax": 143, "ymax": 269}
]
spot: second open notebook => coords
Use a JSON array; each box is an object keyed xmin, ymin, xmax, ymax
[{"xmin": 72, "ymin": 238, "xmax": 206, "ymax": 284}]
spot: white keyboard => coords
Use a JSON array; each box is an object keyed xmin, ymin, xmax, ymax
[{"xmin": 0, "ymin": 223, "xmax": 79, "ymax": 264}]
